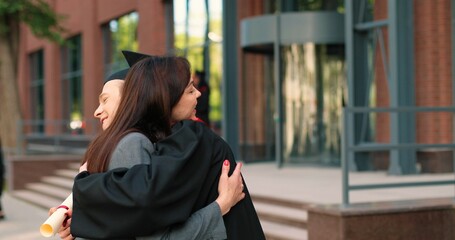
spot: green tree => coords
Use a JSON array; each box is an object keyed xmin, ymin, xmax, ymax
[{"xmin": 0, "ymin": 0, "xmax": 64, "ymax": 154}]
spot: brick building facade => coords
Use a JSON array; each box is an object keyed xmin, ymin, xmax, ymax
[
  {"xmin": 18, "ymin": 0, "xmax": 168, "ymax": 136},
  {"xmin": 15, "ymin": 0, "xmax": 455, "ymax": 168}
]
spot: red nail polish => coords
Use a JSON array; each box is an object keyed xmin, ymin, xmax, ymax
[{"xmin": 224, "ymin": 160, "xmax": 229, "ymax": 166}]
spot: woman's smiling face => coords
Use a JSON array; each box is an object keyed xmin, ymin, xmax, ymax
[
  {"xmin": 93, "ymin": 80, "xmax": 124, "ymax": 130},
  {"xmin": 171, "ymin": 80, "xmax": 201, "ymax": 124}
]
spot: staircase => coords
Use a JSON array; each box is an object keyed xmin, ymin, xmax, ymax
[
  {"xmin": 11, "ymin": 163, "xmax": 78, "ymax": 210},
  {"xmin": 252, "ymin": 195, "xmax": 308, "ymax": 240},
  {"xmin": 11, "ymin": 163, "xmax": 309, "ymax": 240}
]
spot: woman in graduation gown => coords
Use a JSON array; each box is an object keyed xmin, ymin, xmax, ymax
[
  {"xmin": 53, "ymin": 68, "xmax": 244, "ymax": 240},
  {"xmin": 71, "ymin": 53, "xmax": 265, "ymax": 239}
]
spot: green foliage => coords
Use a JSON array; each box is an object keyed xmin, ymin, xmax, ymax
[
  {"xmin": 174, "ymin": 32, "xmax": 224, "ymax": 122},
  {"xmin": 112, "ymin": 12, "xmax": 139, "ymax": 66},
  {"xmin": 0, "ymin": 0, "xmax": 65, "ymax": 43},
  {"xmin": 174, "ymin": 17, "xmax": 224, "ymax": 122}
]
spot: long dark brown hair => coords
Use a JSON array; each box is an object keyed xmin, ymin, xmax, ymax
[{"xmin": 83, "ymin": 55, "xmax": 191, "ymax": 173}]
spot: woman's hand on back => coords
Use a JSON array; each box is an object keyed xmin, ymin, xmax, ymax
[{"xmin": 216, "ymin": 160, "xmax": 245, "ymax": 215}]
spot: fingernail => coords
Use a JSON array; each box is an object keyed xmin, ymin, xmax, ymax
[{"xmin": 224, "ymin": 160, "xmax": 229, "ymax": 166}]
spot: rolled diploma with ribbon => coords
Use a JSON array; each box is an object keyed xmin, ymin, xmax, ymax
[{"xmin": 40, "ymin": 193, "xmax": 73, "ymax": 237}]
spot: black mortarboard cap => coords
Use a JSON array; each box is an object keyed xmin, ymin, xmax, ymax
[
  {"xmin": 121, "ymin": 50, "xmax": 152, "ymax": 67},
  {"xmin": 104, "ymin": 68, "xmax": 129, "ymax": 84}
]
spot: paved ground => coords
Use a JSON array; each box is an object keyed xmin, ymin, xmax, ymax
[
  {"xmin": 0, "ymin": 193, "xmax": 59, "ymax": 240},
  {"xmin": 0, "ymin": 162, "xmax": 454, "ymax": 239},
  {"xmin": 242, "ymin": 162, "xmax": 455, "ymax": 204}
]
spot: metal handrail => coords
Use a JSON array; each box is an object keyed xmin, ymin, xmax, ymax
[
  {"xmin": 342, "ymin": 106, "xmax": 455, "ymax": 206},
  {"xmin": 16, "ymin": 119, "xmax": 99, "ymax": 155}
]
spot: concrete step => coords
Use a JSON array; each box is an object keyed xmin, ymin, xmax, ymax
[
  {"xmin": 252, "ymin": 194, "xmax": 310, "ymax": 210},
  {"xmin": 54, "ymin": 169, "xmax": 78, "ymax": 179},
  {"xmin": 41, "ymin": 176, "xmax": 74, "ymax": 190},
  {"xmin": 260, "ymin": 219, "xmax": 308, "ymax": 240},
  {"xmin": 251, "ymin": 194, "xmax": 308, "ymax": 239},
  {"xmin": 254, "ymin": 201, "xmax": 307, "ymax": 228},
  {"xmin": 12, "ymin": 190, "xmax": 64, "ymax": 210},
  {"xmin": 26, "ymin": 182, "xmax": 71, "ymax": 200},
  {"xmin": 13, "ymin": 163, "xmax": 310, "ymax": 240},
  {"xmin": 11, "ymin": 163, "xmax": 76, "ymax": 211}
]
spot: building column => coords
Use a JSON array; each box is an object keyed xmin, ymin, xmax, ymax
[
  {"xmin": 222, "ymin": 0, "xmax": 240, "ymax": 157},
  {"xmin": 137, "ymin": 0, "xmax": 167, "ymax": 55},
  {"xmin": 81, "ymin": 0, "xmax": 103, "ymax": 135},
  {"xmin": 388, "ymin": 0, "xmax": 416, "ymax": 175}
]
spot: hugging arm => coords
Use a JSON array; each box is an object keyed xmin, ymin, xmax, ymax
[
  {"xmin": 71, "ymin": 121, "xmax": 217, "ymax": 238},
  {"xmin": 158, "ymin": 161, "xmax": 244, "ymax": 240},
  {"xmin": 56, "ymin": 146, "xmax": 244, "ymax": 240},
  {"xmin": 71, "ymin": 121, "xmax": 263, "ymax": 239}
]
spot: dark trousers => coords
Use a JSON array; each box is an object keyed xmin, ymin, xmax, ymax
[
  {"xmin": 0, "ymin": 176, "xmax": 3, "ymax": 211},
  {"xmin": 0, "ymin": 151, "xmax": 3, "ymax": 212}
]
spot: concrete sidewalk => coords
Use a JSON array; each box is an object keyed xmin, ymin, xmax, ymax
[
  {"xmin": 0, "ymin": 162, "xmax": 454, "ymax": 239},
  {"xmin": 0, "ymin": 192, "xmax": 59, "ymax": 240},
  {"xmin": 241, "ymin": 162, "xmax": 455, "ymax": 204}
]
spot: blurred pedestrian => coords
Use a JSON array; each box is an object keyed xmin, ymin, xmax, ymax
[
  {"xmin": 0, "ymin": 140, "xmax": 4, "ymax": 220},
  {"xmin": 193, "ymin": 70, "xmax": 210, "ymax": 126}
]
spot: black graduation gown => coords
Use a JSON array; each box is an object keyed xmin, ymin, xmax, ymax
[{"xmin": 71, "ymin": 120, "xmax": 265, "ymax": 240}]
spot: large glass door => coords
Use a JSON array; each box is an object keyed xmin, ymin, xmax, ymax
[
  {"xmin": 240, "ymin": 50, "xmax": 276, "ymax": 163},
  {"xmin": 281, "ymin": 43, "xmax": 345, "ymax": 165}
]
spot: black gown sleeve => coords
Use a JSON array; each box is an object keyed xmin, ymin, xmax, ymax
[
  {"xmin": 71, "ymin": 120, "xmax": 265, "ymax": 240},
  {"xmin": 190, "ymin": 134, "xmax": 266, "ymax": 240}
]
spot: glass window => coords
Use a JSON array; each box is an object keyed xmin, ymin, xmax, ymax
[
  {"xmin": 174, "ymin": 0, "xmax": 223, "ymax": 133},
  {"xmin": 265, "ymin": 0, "xmax": 344, "ymax": 13},
  {"xmin": 29, "ymin": 50, "xmax": 45, "ymax": 133},
  {"xmin": 102, "ymin": 12, "xmax": 139, "ymax": 77},
  {"xmin": 61, "ymin": 35, "xmax": 83, "ymax": 134},
  {"xmin": 293, "ymin": 0, "xmax": 344, "ymax": 11}
]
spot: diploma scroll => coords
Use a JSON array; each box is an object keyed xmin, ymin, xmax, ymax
[{"xmin": 40, "ymin": 193, "xmax": 73, "ymax": 237}]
